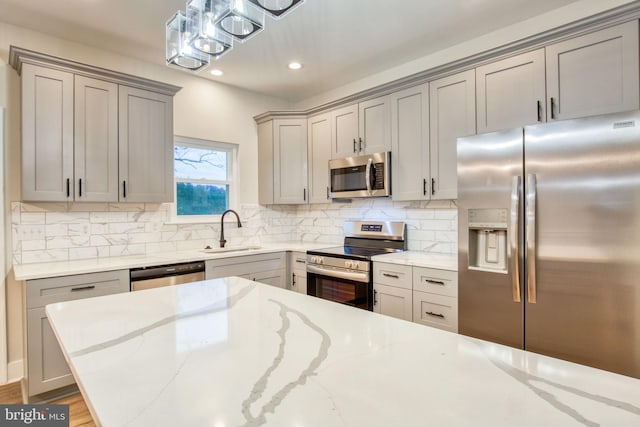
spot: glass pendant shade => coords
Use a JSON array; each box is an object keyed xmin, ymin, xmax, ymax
[
  {"xmin": 166, "ymin": 11, "xmax": 210, "ymax": 71},
  {"xmin": 248, "ymin": 0, "xmax": 304, "ymax": 19},
  {"xmin": 186, "ymin": 0, "xmax": 234, "ymax": 58},
  {"xmin": 213, "ymin": 0, "xmax": 265, "ymax": 42}
]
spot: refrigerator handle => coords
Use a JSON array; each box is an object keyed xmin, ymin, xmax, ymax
[
  {"xmin": 526, "ymin": 174, "xmax": 538, "ymax": 304},
  {"xmin": 509, "ymin": 176, "xmax": 521, "ymax": 303}
]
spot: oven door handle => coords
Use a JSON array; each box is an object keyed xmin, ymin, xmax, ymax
[{"xmin": 307, "ymin": 265, "xmax": 369, "ymax": 283}]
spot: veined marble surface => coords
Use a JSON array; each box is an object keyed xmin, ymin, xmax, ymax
[
  {"xmin": 372, "ymin": 250, "xmax": 458, "ymax": 271},
  {"xmin": 13, "ymin": 242, "xmax": 330, "ymax": 281},
  {"xmin": 46, "ymin": 277, "xmax": 639, "ymax": 427}
]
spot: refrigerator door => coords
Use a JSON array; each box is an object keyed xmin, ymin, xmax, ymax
[
  {"xmin": 524, "ymin": 111, "xmax": 640, "ymax": 378},
  {"xmin": 458, "ymin": 128, "xmax": 525, "ymax": 348}
]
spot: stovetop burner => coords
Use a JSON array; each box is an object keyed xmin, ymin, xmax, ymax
[{"xmin": 307, "ymin": 245, "xmax": 401, "ymax": 260}]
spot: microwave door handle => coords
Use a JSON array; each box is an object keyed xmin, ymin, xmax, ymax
[{"xmin": 365, "ymin": 158, "xmax": 373, "ymax": 195}]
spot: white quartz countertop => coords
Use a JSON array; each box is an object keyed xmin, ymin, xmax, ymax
[
  {"xmin": 372, "ymin": 250, "xmax": 458, "ymax": 271},
  {"xmin": 13, "ymin": 242, "xmax": 329, "ymax": 281},
  {"xmin": 46, "ymin": 277, "xmax": 640, "ymax": 427}
]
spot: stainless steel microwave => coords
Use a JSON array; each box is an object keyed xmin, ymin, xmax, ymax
[{"xmin": 329, "ymin": 152, "xmax": 391, "ymax": 198}]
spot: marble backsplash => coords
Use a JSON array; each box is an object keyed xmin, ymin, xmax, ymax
[{"xmin": 11, "ymin": 199, "xmax": 458, "ymax": 265}]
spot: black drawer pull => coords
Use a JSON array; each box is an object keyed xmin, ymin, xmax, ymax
[
  {"xmin": 425, "ymin": 279, "xmax": 445, "ymax": 286},
  {"xmin": 426, "ymin": 311, "xmax": 445, "ymax": 319},
  {"xmin": 71, "ymin": 285, "xmax": 96, "ymax": 292},
  {"xmin": 295, "ymin": 259, "xmax": 306, "ymax": 264},
  {"xmin": 382, "ymin": 273, "xmax": 400, "ymax": 279}
]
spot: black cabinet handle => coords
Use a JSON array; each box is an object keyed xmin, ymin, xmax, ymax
[
  {"xmin": 292, "ymin": 273, "xmax": 296, "ymax": 286},
  {"xmin": 295, "ymin": 259, "xmax": 306, "ymax": 264},
  {"xmin": 359, "ymin": 137, "xmax": 363, "ymax": 152},
  {"xmin": 550, "ymin": 97, "xmax": 556, "ymax": 120},
  {"xmin": 66, "ymin": 178, "xmax": 70, "ymax": 198},
  {"xmin": 303, "ymin": 188, "xmax": 306, "ymax": 201},
  {"xmin": 71, "ymin": 285, "xmax": 95, "ymax": 292},
  {"xmin": 537, "ymin": 100, "xmax": 542, "ymax": 122},
  {"xmin": 431, "ymin": 178, "xmax": 436, "ymax": 196},
  {"xmin": 353, "ymin": 138, "xmax": 357, "ymax": 153},
  {"xmin": 423, "ymin": 178, "xmax": 427, "ymax": 196},
  {"xmin": 123, "ymin": 180, "xmax": 127, "ymax": 198},
  {"xmin": 425, "ymin": 279, "xmax": 446, "ymax": 286},
  {"xmin": 79, "ymin": 178, "xmax": 82, "ymax": 198},
  {"xmin": 426, "ymin": 311, "xmax": 445, "ymax": 319},
  {"xmin": 374, "ymin": 289, "xmax": 378, "ymax": 306},
  {"xmin": 383, "ymin": 273, "xmax": 400, "ymax": 279}
]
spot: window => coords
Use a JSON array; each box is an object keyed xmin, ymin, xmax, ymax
[{"xmin": 173, "ymin": 136, "xmax": 238, "ymax": 221}]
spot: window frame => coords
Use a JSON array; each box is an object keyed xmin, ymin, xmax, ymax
[{"xmin": 170, "ymin": 135, "xmax": 239, "ymax": 224}]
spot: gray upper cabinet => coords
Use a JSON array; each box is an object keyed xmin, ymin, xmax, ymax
[
  {"xmin": 119, "ymin": 86, "xmax": 174, "ymax": 203},
  {"xmin": 257, "ymin": 117, "xmax": 308, "ymax": 205},
  {"xmin": 331, "ymin": 96, "xmax": 391, "ymax": 159},
  {"xmin": 476, "ymin": 49, "xmax": 546, "ymax": 133},
  {"xmin": 331, "ymin": 104, "xmax": 359, "ymax": 158},
  {"xmin": 429, "ymin": 70, "xmax": 476, "ymax": 200},
  {"xmin": 546, "ymin": 21, "xmax": 639, "ymax": 121},
  {"xmin": 74, "ymin": 76, "xmax": 119, "ymax": 202},
  {"xmin": 11, "ymin": 47, "xmax": 180, "ymax": 203},
  {"xmin": 21, "ymin": 64, "xmax": 74, "ymax": 202},
  {"xmin": 358, "ymin": 95, "xmax": 391, "ymax": 154},
  {"xmin": 307, "ymin": 112, "xmax": 332, "ymax": 204},
  {"xmin": 390, "ymin": 83, "xmax": 430, "ymax": 201},
  {"xmin": 273, "ymin": 118, "xmax": 308, "ymax": 204}
]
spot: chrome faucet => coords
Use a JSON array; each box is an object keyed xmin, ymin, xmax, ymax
[{"xmin": 219, "ymin": 209, "xmax": 242, "ymax": 248}]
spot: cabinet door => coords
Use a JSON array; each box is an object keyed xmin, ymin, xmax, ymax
[
  {"xmin": 373, "ymin": 283, "xmax": 413, "ymax": 321},
  {"xmin": 27, "ymin": 307, "xmax": 74, "ymax": 395},
  {"xmin": 74, "ymin": 76, "xmax": 119, "ymax": 202},
  {"xmin": 273, "ymin": 119, "xmax": 308, "ymax": 204},
  {"xmin": 390, "ymin": 83, "xmax": 430, "ymax": 201},
  {"xmin": 429, "ymin": 70, "xmax": 476, "ymax": 200},
  {"xmin": 257, "ymin": 121, "xmax": 275, "ymax": 205},
  {"xmin": 413, "ymin": 291, "xmax": 458, "ymax": 333},
  {"xmin": 250, "ymin": 269, "xmax": 286, "ymax": 288},
  {"xmin": 307, "ymin": 113, "xmax": 332, "ymax": 203},
  {"xmin": 546, "ymin": 21, "xmax": 639, "ymax": 121},
  {"xmin": 291, "ymin": 271, "xmax": 307, "ymax": 294},
  {"xmin": 331, "ymin": 104, "xmax": 359, "ymax": 158},
  {"xmin": 21, "ymin": 64, "xmax": 74, "ymax": 202},
  {"xmin": 476, "ymin": 49, "xmax": 546, "ymax": 133},
  {"xmin": 119, "ymin": 86, "xmax": 174, "ymax": 202},
  {"xmin": 359, "ymin": 95, "xmax": 391, "ymax": 154}
]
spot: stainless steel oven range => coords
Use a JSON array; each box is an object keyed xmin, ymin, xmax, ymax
[{"xmin": 306, "ymin": 220, "xmax": 406, "ymax": 310}]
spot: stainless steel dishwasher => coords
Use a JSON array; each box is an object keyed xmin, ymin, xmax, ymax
[{"xmin": 130, "ymin": 261, "xmax": 205, "ymax": 291}]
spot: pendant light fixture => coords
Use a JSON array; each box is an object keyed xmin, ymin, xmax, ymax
[
  {"xmin": 247, "ymin": 0, "xmax": 305, "ymax": 19},
  {"xmin": 166, "ymin": 0, "xmax": 305, "ymax": 72},
  {"xmin": 166, "ymin": 11, "xmax": 210, "ymax": 71}
]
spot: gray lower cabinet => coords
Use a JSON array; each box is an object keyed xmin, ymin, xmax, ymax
[
  {"xmin": 288, "ymin": 251, "xmax": 307, "ymax": 294},
  {"xmin": 25, "ymin": 270, "xmax": 130, "ymax": 398},
  {"xmin": 206, "ymin": 252, "xmax": 287, "ymax": 288}
]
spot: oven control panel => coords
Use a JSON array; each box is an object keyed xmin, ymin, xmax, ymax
[{"xmin": 306, "ymin": 255, "xmax": 370, "ymax": 272}]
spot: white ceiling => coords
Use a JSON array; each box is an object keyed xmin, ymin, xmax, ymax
[{"xmin": 0, "ymin": 0, "xmax": 582, "ymax": 102}]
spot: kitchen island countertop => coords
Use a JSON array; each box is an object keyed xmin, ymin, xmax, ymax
[{"xmin": 46, "ymin": 276, "xmax": 640, "ymax": 426}]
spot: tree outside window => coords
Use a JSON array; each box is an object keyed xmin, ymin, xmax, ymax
[{"xmin": 174, "ymin": 137, "xmax": 237, "ymax": 219}]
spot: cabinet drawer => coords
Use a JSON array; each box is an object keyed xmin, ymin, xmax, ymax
[
  {"xmin": 413, "ymin": 291, "xmax": 457, "ymax": 333},
  {"xmin": 373, "ymin": 263, "xmax": 412, "ymax": 289},
  {"xmin": 412, "ymin": 267, "xmax": 457, "ymax": 297},
  {"xmin": 26, "ymin": 270, "xmax": 130, "ymax": 308},
  {"xmin": 290, "ymin": 251, "xmax": 307, "ymax": 274}
]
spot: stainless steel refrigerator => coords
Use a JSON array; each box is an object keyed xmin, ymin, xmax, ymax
[{"xmin": 457, "ymin": 110, "xmax": 640, "ymax": 379}]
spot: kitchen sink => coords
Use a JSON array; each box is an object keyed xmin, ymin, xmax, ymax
[{"xmin": 200, "ymin": 246, "xmax": 262, "ymax": 254}]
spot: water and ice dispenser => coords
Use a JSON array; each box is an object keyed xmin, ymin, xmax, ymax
[{"xmin": 468, "ymin": 209, "xmax": 508, "ymax": 273}]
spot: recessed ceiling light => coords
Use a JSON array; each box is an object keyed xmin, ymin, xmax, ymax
[
  {"xmin": 288, "ymin": 62, "xmax": 303, "ymax": 70},
  {"xmin": 210, "ymin": 69, "xmax": 224, "ymax": 76}
]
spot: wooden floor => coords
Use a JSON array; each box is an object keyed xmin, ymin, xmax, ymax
[{"xmin": 0, "ymin": 381, "xmax": 95, "ymax": 426}]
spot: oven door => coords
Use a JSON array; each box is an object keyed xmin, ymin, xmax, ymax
[{"xmin": 307, "ymin": 266, "xmax": 372, "ymax": 311}]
